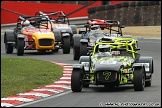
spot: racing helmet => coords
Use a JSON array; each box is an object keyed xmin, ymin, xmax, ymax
[
  {"xmin": 98, "ymin": 44, "xmax": 111, "ymax": 52},
  {"xmin": 21, "ymin": 20, "xmax": 31, "ymax": 27},
  {"xmin": 90, "ymin": 25, "xmax": 100, "ymax": 30},
  {"xmin": 41, "ymin": 14, "xmax": 50, "ymax": 20}
]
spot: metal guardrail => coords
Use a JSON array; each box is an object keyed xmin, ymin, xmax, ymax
[{"xmin": 1, "ymin": 16, "xmax": 88, "ymax": 31}]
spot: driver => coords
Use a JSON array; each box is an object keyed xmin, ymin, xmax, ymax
[
  {"xmin": 90, "ymin": 25, "xmax": 100, "ymax": 31},
  {"xmin": 21, "ymin": 20, "xmax": 35, "ymax": 32},
  {"xmin": 95, "ymin": 44, "xmax": 112, "ymax": 58}
]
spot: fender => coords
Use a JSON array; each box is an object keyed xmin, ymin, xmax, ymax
[
  {"xmin": 53, "ymin": 29, "xmax": 61, "ymax": 42},
  {"xmin": 132, "ymin": 63, "xmax": 143, "ymax": 67},
  {"xmin": 70, "ymin": 25, "xmax": 77, "ymax": 34},
  {"xmin": 137, "ymin": 56, "xmax": 153, "ymax": 73},
  {"xmin": 4, "ymin": 30, "xmax": 15, "ymax": 43}
]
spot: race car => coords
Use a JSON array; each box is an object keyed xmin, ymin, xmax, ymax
[
  {"xmin": 71, "ymin": 37, "xmax": 153, "ymax": 92},
  {"xmin": 4, "ymin": 15, "xmax": 63, "ymax": 56},
  {"xmin": 73, "ymin": 19, "xmax": 127, "ymax": 60},
  {"xmin": 35, "ymin": 11, "xmax": 77, "ymax": 52}
]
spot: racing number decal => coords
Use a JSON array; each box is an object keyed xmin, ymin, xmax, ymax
[{"xmin": 103, "ymin": 72, "xmax": 111, "ymax": 80}]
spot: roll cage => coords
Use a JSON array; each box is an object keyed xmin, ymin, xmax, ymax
[
  {"xmin": 35, "ymin": 11, "xmax": 70, "ymax": 25},
  {"xmin": 92, "ymin": 38, "xmax": 140, "ymax": 59},
  {"xmin": 15, "ymin": 15, "xmax": 53, "ymax": 32},
  {"xmin": 85, "ymin": 19, "xmax": 125, "ymax": 37}
]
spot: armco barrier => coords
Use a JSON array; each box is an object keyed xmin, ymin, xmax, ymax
[{"xmin": 1, "ymin": 16, "xmax": 88, "ymax": 31}]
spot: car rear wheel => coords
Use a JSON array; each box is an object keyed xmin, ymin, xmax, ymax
[
  {"xmin": 80, "ymin": 43, "xmax": 87, "ymax": 56},
  {"xmin": 73, "ymin": 46, "xmax": 80, "ymax": 60},
  {"xmin": 5, "ymin": 43, "xmax": 13, "ymax": 54},
  {"xmin": 62, "ymin": 37, "xmax": 70, "ymax": 54},
  {"xmin": 133, "ymin": 67, "xmax": 145, "ymax": 91},
  {"xmin": 71, "ymin": 69, "xmax": 83, "ymax": 92},
  {"xmin": 17, "ymin": 38, "xmax": 24, "ymax": 56}
]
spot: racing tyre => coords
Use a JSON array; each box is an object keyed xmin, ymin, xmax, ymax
[
  {"xmin": 80, "ymin": 43, "xmax": 87, "ymax": 56},
  {"xmin": 71, "ymin": 69, "xmax": 83, "ymax": 92},
  {"xmin": 17, "ymin": 38, "xmax": 24, "ymax": 56},
  {"xmin": 73, "ymin": 46, "xmax": 80, "ymax": 60},
  {"xmin": 133, "ymin": 67, "xmax": 145, "ymax": 91},
  {"xmin": 5, "ymin": 43, "xmax": 13, "ymax": 54},
  {"xmin": 62, "ymin": 37, "xmax": 70, "ymax": 54}
]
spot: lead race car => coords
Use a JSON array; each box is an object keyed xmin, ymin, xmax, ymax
[
  {"xmin": 4, "ymin": 15, "xmax": 61, "ymax": 56},
  {"xmin": 71, "ymin": 37, "xmax": 153, "ymax": 92},
  {"xmin": 35, "ymin": 11, "xmax": 77, "ymax": 53}
]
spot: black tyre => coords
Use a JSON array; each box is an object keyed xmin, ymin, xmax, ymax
[
  {"xmin": 17, "ymin": 38, "xmax": 24, "ymax": 56},
  {"xmin": 133, "ymin": 67, "xmax": 145, "ymax": 91},
  {"xmin": 71, "ymin": 69, "xmax": 83, "ymax": 92},
  {"xmin": 62, "ymin": 37, "xmax": 70, "ymax": 54},
  {"xmin": 5, "ymin": 43, "xmax": 13, "ymax": 54},
  {"xmin": 73, "ymin": 46, "xmax": 80, "ymax": 60},
  {"xmin": 73, "ymin": 34, "xmax": 82, "ymax": 60},
  {"xmin": 70, "ymin": 25, "xmax": 77, "ymax": 34},
  {"xmin": 80, "ymin": 43, "xmax": 87, "ymax": 56}
]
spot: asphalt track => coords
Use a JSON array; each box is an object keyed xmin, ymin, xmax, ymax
[{"xmin": 1, "ymin": 33, "xmax": 161, "ymax": 107}]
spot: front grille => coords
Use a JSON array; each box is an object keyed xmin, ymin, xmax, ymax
[
  {"xmin": 39, "ymin": 39, "xmax": 53, "ymax": 46},
  {"xmin": 97, "ymin": 71, "xmax": 117, "ymax": 82}
]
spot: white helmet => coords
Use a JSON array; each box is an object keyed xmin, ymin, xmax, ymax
[
  {"xmin": 40, "ymin": 14, "xmax": 50, "ymax": 20},
  {"xmin": 21, "ymin": 20, "xmax": 30, "ymax": 27},
  {"xmin": 98, "ymin": 44, "xmax": 111, "ymax": 52},
  {"xmin": 90, "ymin": 25, "xmax": 100, "ymax": 30}
]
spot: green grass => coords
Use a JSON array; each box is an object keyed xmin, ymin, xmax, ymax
[{"xmin": 1, "ymin": 57, "xmax": 63, "ymax": 98}]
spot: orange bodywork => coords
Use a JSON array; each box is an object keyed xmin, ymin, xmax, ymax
[{"xmin": 21, "ymin": 28, "xmax": 56, "ymax": 50}]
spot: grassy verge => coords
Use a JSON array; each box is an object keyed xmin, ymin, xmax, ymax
[{"xmin": 1, "ymin": 57, "xmax": 63, "ymax": 98}]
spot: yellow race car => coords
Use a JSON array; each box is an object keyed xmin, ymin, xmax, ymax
[{"xmin": 4, "ymin": 15, "xmax": 60, "ymax": 56}]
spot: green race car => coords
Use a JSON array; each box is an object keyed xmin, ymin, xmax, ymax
[{"xmin": 71, "ymin": 37, "xmax": 153, "ymax": 92}]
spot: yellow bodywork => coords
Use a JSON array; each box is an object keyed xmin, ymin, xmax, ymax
[{"xmin": 32, "ymin": 31, "xmax": 56, "ymax": 50}]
